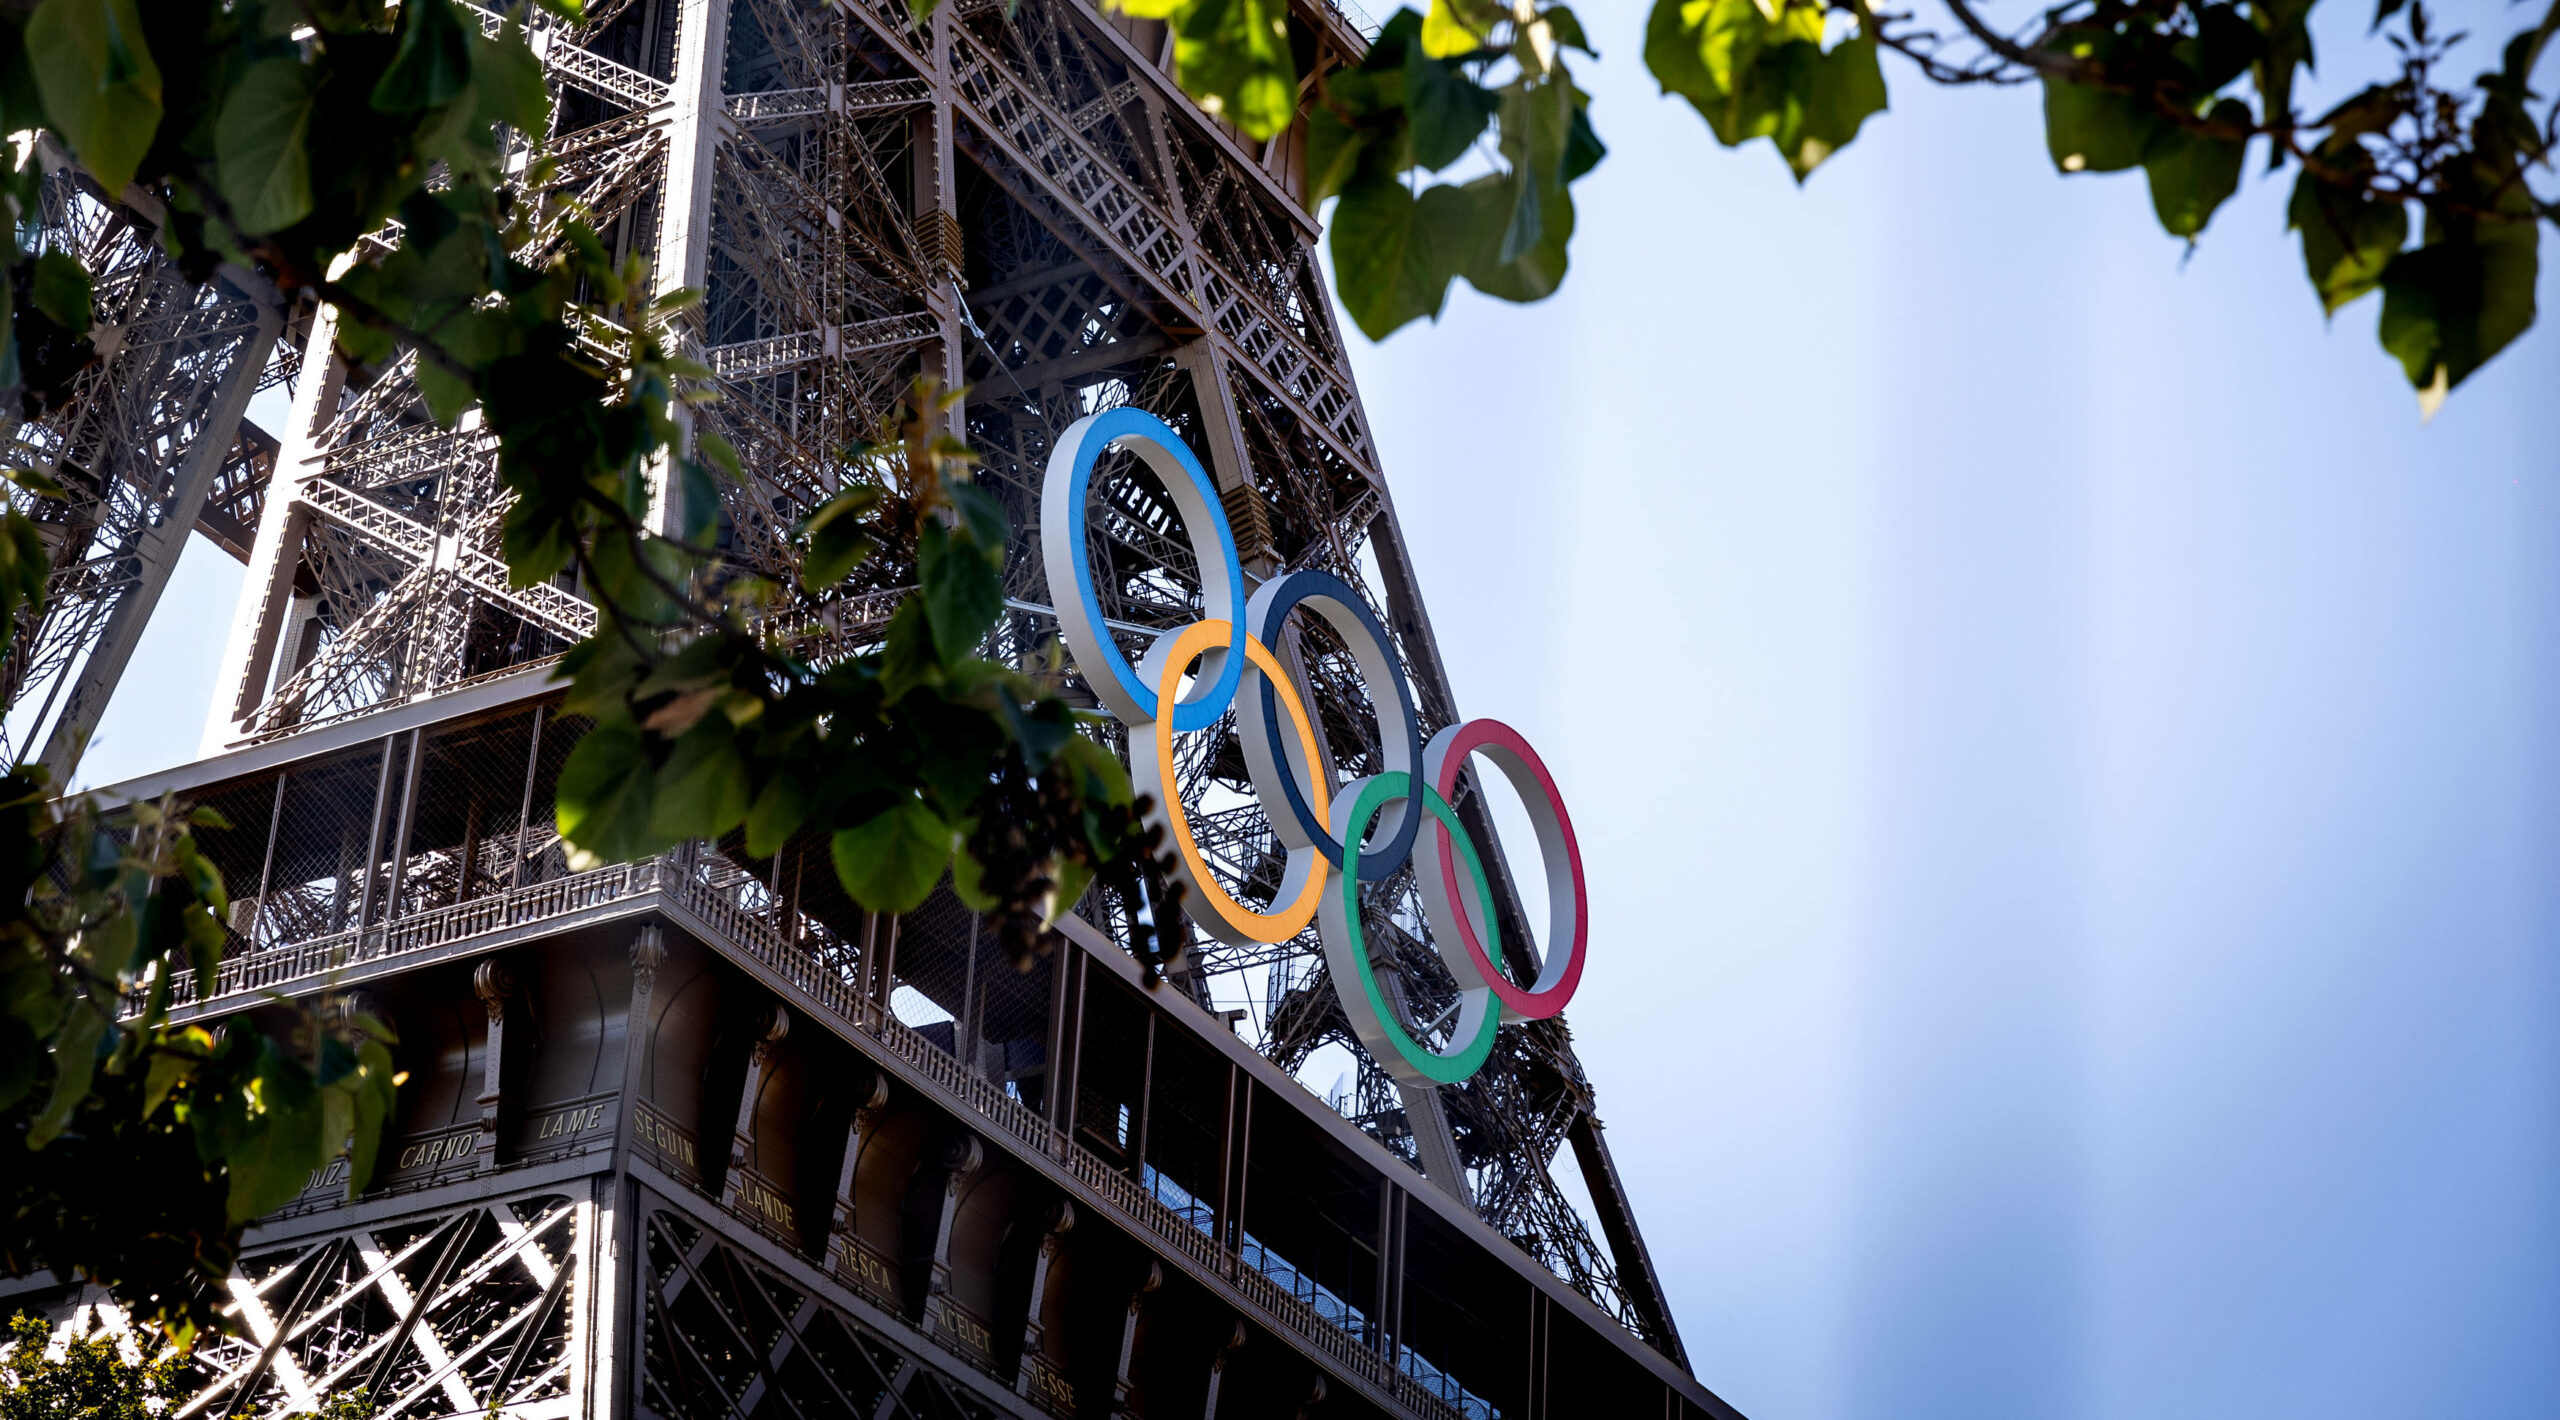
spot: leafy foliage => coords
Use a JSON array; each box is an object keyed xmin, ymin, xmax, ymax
[
  {"xmin": 0, "ymin": 1314, "xmax": 378, "ymax": 1419},
  {"xmin": 1126, "ymin": 0, "xmax": 2552, "ymax": 400},
  {"xmin": 1679, "ymin": 0, "xmax": 2553, "ymax": 407},
  {"xmin": 0, "ymin": 1312, "xmax": 190, "ymax": 1420},
  {"xmin": 1647, "ymin": 0, "xmax": 1886, "ymax": 179},
  {"xmin": 1118, "ymin": 0, "xmax": 1301, "ymax": 136},
  {"xmin": 0, "ymin": 775, "xmax": 401, "ymax": 1344},
  {"xmin": 1303, "ymin": 4, "xmax": 1604, "ymax": 336}
]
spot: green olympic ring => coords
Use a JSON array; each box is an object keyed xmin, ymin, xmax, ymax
[{"xmin": 1317, "ymin": 772, "xmax": 1508, "ymax": 1086}]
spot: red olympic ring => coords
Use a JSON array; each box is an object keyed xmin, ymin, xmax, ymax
[{"xmin": 1417, "ymin": 719, "xmax": 1588, "ymax": 1020}]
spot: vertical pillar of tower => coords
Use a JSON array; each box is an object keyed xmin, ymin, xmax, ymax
[
  {"xmin": 1109, "ymin": 1260, "xmax": 1162, "ymax": 1418},
  {"xmin": 719, "ymin": 1003, "xmax": 790, "ymax": 1221},
  {"xmin": 587, "ymin": 924, "xmax": 668, "ymax": 1420},
  {"xmin": 1203, "ymin": 1319, "xmax": 1246, "ymax": 1417},
  {"xmin": 921, "ymin": 1132, "xmax": 984, "ymax": 1341},
  {"xmin": 649, "ymin": 0, "xmax": 734, "ymax": 538},
  {"xmin": 1011, "ymin": 1199, "xmax": 1073, "ymax": 1405},
  {"xmin": 40, "ymin": 271, "xmax": 284, "ymax": 780},
  {"xmin": 822, "ymin": 1069, "xmax": 891, "ymax": 1285},
  {"xmin": 202, "ymin": 300, "xmax": 348, "ymax": 756},
  {"xmin": 472, "ymin": 958, "xmax": 517, "ymax": 1171},
  {"xmin": 916, "ymin": 5, "xmax": 965, "ymax": 427},
  {"xmin": 1171, "ymin": 341, "xmax": 1275, "ymax": 576}
]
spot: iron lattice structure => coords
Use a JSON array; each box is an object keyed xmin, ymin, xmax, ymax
[
  {"xmin": 0, "ymin": 164, "xmax": 294, "ymax": 779},
  {"xmin": 0, "ymin": 1, "xmax": 1730, "ymax": 1416}
]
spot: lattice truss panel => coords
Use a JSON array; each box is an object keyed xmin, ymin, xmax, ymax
[
  {"xmin": 241, "ymin": 3, "xmax": 676, "ymax": 738},
  {"xmin": 0, "ymin": 168, "xmax": 291, "ymax": 772},
  {"xmin": 227, "ymin": 0, "xmax": 962, "ymax": 737},
  {"xmin": 183, "ymin": 1193, "xmax": 583, "ymax": 1419},
  {"xmin": 641, "ymin": 1204, "xmax": 1007, "ymax": 1420}
]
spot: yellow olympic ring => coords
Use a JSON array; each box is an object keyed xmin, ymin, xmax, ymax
[{"xmin": 1132, "ymin": 620, "xmax": 1334, "ymax": 946}]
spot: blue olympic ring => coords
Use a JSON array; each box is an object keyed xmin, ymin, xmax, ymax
[
  {"xmin": 1041, "ymin": 408, "xmax": 1246, "ymax": 733},
  {"xmin": 1239, "ymin": 570, "xmax": 1423, "ymax": 881}
]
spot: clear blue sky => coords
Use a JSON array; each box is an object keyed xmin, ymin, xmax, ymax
[
  {"xmin": 1344, "ymin": 2, "xmax": 2560, "ymax": 1417},
  {"xmin": 81, "ymin": 6, "xmax": 2558, "ymax": 1416}
]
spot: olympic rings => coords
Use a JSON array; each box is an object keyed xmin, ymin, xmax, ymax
[
  {"xmin": 1041, "ymin": 409, "xmax": 1246, "ymax": 732},
  {"xmin": 1039, "ymin": 415, "xmax": 1590, "ymax": 1085},
  {"xmin": 1238, "ymin": 570, "xmax": 1423, "ymax": 881}
]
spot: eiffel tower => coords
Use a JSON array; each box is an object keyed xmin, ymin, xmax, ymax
[{"xmin": 0, "ymin": 0, "xmax": 1735, "ymax": 1415}]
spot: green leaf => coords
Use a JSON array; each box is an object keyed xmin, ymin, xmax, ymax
[
  {"xmin": 470, "ymin": 19, "xmax": 550, "ymax": 136},
  {"xmin": 2379, "ymin": 215, "xmax": 2540, "ymax": 410},
  {"xmin": 831, "ymin": 800, "xmax": 953, "ymax": 913},
  {"xmin": 1644, "ymin": 0, "xmax": 1716, "ymax": 113},
  {"xmin": 74, "ymin": 909, "xmax": 135, "ymax": 982},
  {"xmin": 1646, "ymin": 0, "xmax": 1876, "ymax": 178},
  {"xmin": 2182, "ymin": 5, "xmax": 2264, "ymax": 92},
  {"xmin": 2312, "ymin": 84, "xmax": 2404, "ymax": 143},
  {"xmin": 745, "ymin": 769, "xmax": 817, "ymax": 859},
  {"xmin": 2289, "ymin": 170, "xmax": 2406, "ymax": 314},
  {"xmin": 28, "ymin": 251, "xmax": 89, "ymax": 336},
  {"xmin": 2141, "ymin": 99, "xmax": 2249, "ymax": 238},
  {"xmin": 948, "ymin": 476, "xmax": 1009, "ymax": 552},
  {"xmin": 215, "ymin": 58, "xmax": 319, "ymax": 234},
  {"xmin": 1545, "ymin": 5, "xmax": 1595, "ymax": 54},
  {"xmin": 319, "ymin": 1081, "xmax": 354, "ymax": 1179},
  {"xmin": 1406, "ymin": 44, "xmax": 1500, "ymax": 170},
  {"xmin": 141, "ymin": 1048, "xmax": 193, "ymax": 1118},
  {"xmin": 2043, "ymin": 75, "xmax": 2160, "ymax": 174},
  {"xmin": 1042, "ymin": 854, "xmax": 1095, "ymax": 928},
  {"xmin": 1165, "ymin": 0, "xmax": 1299, "ymax": 140},
  {"xmin": 223, "ymin": 1045, "xmax": 322, "ymax": 1222},
  {"xmin": 1775, "ymin": 31, "xmax": 1884, "ymax": 180},
  {"xmin": 919, "ymin": 521, "xmax": 1004, "ymax": 663},
  {"xmin": 0, "ymin": 1018, "xmax": 33, "ymax": 1112},
  {"xmin": 555, "ymin": 723, "xmax": 668, "ymax": 866},
  {"xmin": 24, "ymin": 1004, "xmax": 102, "ymax": 1148},
  {"xmin": 1331, "ymin": 174, "xmax": 1471, "ymax": 338},
  {"xmin": 647, "ymin": 719, "xmax": 751, "ymax": 843},
  {"xmin": 1305, "ymin": 97, "xmax": 1381, "ymax": 208},
  {"xmin": 879, "ymin": 598, "xmax": 944, "ymax": 700},
  {"xmin": 26, "ymin": 0, "xmax": 164, "ymax": 196},
  {"xmin": 1497, "ymin": 164, "xmax": 1543, "ymax": 264},
  {"xmin": 416, "ymin": 359, "xmax": 475, "ymax": 427},
  {"xmin": 1563, "ymin": 98, "xmax": 1606, "ymax": 181},
  {"xmin": 950, "ymin": 840, "xmax": 997, "ymax": 912},
  {"xmin": 372, "ymin": 0, "xmax": 474, "ymax": 113},
  {"xmin": 557, "ymin": 631, "xmax": 646, "ymax": 722},
  {"xmin": 2249, "ymin": 0, "xmax": 2315, "ymax": 160},
  {"xmin": 1420, "ymin": 0, "xmax": 1490, "ymax": 58}
]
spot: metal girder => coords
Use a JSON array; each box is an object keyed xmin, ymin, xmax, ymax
[
  {"xmin": 180, "ymin": 1194, "xmax": 586, "ymax": 1420},
  {"xmin": 299, "ymin": 478, "xmax": 596, "ymax": 645}
]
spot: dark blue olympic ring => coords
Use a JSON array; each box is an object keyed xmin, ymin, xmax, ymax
[{"xmin": 1238, "ymin": 570, "xmax": 1423, "ymax": 882}]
